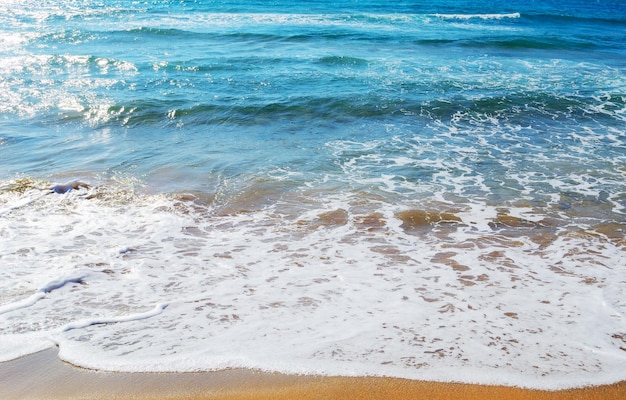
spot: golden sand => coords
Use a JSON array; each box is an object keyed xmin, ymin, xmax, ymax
[
  {"xmin": 1, "ymin": 349, "xmax": 624, "ymax": 400},
  {"xmin": 213, "ymin": 378, "xmax": 626, "ymax": 400}
]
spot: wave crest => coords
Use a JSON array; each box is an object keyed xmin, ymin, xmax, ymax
[{"xmin": 431, "ymin": 13, "xmax": 521, "ymax": 20}]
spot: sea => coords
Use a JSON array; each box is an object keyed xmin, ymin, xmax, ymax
[{"xmin": 1, "ymin": 0, "xmax": 625, "ymax": 390}]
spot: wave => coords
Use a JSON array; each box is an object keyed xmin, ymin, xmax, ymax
[
  {"xmin": 119, "ymin": 27, "xmax": 360, "ymax": 44},
  {"xmin": 431, "ymin": 13, "xmax": 520, "ymax": 20},
  {"xmin": 30, "ymin": 11, "xmax": 527, "ymax": 42},
  {"xmin": 526, "ymin": 13, "xmax": 626, "ymax": 27},
  {"xmin": 316, "ymin": 55, "xmax": 369, "ymax": 66},
  {"xmin": 413, "ymin": 37, "xmax": 602, "ymax": 51},
  {"xmin": 8, "ymin": 84, "xmax": 621, "ymax": 130},
  {"xmin": 459, "ymin": 37, "xmax": 600, "ymax": 51},
  {"xmin": 29, "ymin": 10, "xmax": 626, "ymax": 56},
  {"xmin": 109, "ymin": 85, "xmax": 626, "ymax": 128},
  {"xmin": 420, "ymin": 91, "xmax": 626, "ymax": 124},
  {"xmin": 113, "ymin": 95, "xmax": 398, "ymax": 128},
  {"xmin": 29, "ymin": 12, "xmax": 626, "ymax": 58},
  {"xmin": 429, "ymin": 11, "xmax": 625, "ymax": 27}
]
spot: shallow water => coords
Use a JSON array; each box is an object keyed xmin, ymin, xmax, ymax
[{"xmin": 1, "ymin": 0, "xmax": 625, "ymax": 390}]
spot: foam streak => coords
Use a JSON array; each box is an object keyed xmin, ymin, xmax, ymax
[
  {"xmin": 0, "ymin": 273, "xmax": 88, "ymax": 315},
  {"xmin": 61, "ymin": 303, "xmax": 169, "ymax": 332},
  {"xmin": 0, "ymin": 292, "xmax": 45, "ymax": 315},
  {"xmin": 431, "ymin": 13, "xmax": 521, "ymax": 20}
]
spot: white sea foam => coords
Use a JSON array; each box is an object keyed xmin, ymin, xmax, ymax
[
  {"xmin": 432, "ymin": 13, "xmax": 521, "ymax": 20},
  {"xmin": 0, "ymin": 178, "xmax": 625, "ymax": 390}
]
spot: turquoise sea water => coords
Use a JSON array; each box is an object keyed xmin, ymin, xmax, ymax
[{"xmin": 1, "ymin": 0, "xmax": 626, "ymax": 389}]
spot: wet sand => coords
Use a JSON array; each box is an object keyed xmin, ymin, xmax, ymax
[{"xmin": 1, "ymin": 349, "xmax": 625, "ymax": 400}]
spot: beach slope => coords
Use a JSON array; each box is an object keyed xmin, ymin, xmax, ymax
[{"xmin": 1, "ymin": 350, "xmax": 625, "ymax": 400}]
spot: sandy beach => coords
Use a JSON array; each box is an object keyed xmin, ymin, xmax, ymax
[{"xmin": 1, "ymin": 349, "xmax": 624, "ymax": 400}]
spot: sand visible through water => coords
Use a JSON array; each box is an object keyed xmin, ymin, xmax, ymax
[{"xmin": 1, "ymin": 349, "xmax": 625, "ymax": 400}]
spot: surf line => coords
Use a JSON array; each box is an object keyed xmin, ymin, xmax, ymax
[
  {"xmin": 0, "ymin": 273, "xmax": 89, "ymax": 315},
  {"xmin": 61, "ymin": 302, "xmax": 169, "ymax": 332}
]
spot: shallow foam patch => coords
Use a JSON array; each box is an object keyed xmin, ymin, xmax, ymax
[{"xmin": 1, "ymin": 178, "xmax": 625, "ymax": 389}]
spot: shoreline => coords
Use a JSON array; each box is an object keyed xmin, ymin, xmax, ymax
[{"xmin": 1, "ymin": 350, "xmax": 625, "ymax": 400}]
